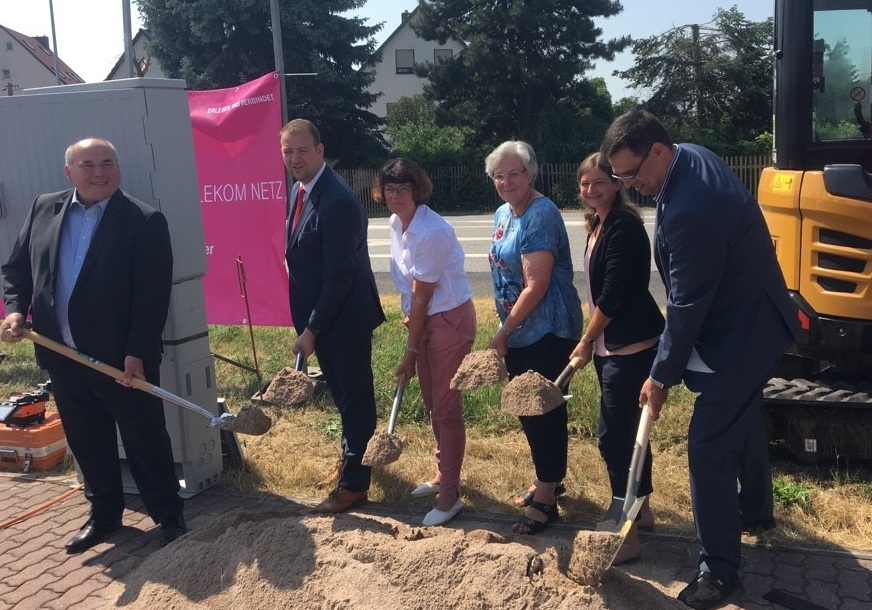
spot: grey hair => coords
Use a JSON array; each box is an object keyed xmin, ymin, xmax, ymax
[
  {"xmin": 484, "ymin": 140, "xmax": 538, "ymax": 182},
  {"xmin": 64, "ymin": 138, "xmax": 119, "ymax": 166}
]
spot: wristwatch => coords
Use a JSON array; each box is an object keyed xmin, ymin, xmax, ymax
[{"xmin": 648, "ymin": 376, "xmax": 666, "ymax": 390}]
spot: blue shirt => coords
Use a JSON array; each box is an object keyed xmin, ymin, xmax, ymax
[
  {"xmin": 55, "ymin": 194, "xmax": 108, "ymax": 347},
  {"xmin": 489, "ymin": 196, "xmax": 582, "ymax": 347}
]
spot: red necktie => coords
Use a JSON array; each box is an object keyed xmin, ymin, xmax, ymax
[{"xmin": 291, "ymin": 186, "xmax": 306, "ymax": 231}]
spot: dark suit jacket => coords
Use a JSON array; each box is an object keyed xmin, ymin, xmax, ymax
[
  {"xmin": 586, "ymin": 208, "xmax": 664, "ymax": 351},
  {"xmin": 651, "ymin": 144, "xmax": 798, "ymax": 391},
  {"xmin": 285, "ymin": 165, "xmax": 384, "ymax": 336},
  {"xmin": 2, "ymin": 188, "xmax": 173, "ymax": 371}
]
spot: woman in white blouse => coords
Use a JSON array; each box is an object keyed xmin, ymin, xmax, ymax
[{"xmin": 372, "ymin": 158, "xmax": 476, "ymax": 527}]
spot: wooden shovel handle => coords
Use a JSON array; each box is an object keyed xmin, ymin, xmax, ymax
[{"xmin": 19, "ymin": 327, "xmax": 219, "ymax": 423}]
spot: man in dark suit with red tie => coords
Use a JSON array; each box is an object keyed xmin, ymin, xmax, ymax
[
  {"xmin": 602, "ymin": 108, "xmax": 799, "ymax": 609},
  {"xmin": 281, "ymin": 119, "xmax": 385, "ymax": 514}
]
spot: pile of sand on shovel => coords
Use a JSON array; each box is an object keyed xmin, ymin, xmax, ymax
[
  {"xmin": 361, "ymin": 432, "xmax": 403, "ymax": 466},
  {"xmin": 567, "ymin": 530, "xmax": 626, "ymax": 586},
  {"xmin": 220, "ymin": 406, "xmax": 273, "ymax": 436},
  {"xmin": 500, "ymin": 370, "xmax": 565, "ymax": 416},
  {"xmin": 261, "ymin": 367, "xmax": 313, "ymax": 406},
  {"xmin": 450, "ymin": 349, "xmax": 508, "ymax": 390}
]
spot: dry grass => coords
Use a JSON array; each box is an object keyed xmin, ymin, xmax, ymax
[
  {"xmin": 232, "ymin": 399, "xmax": 872, "ymax": 554},
  {"xmin": 1, "ymin": 296, "xmax": 870, "ymax": 554}
]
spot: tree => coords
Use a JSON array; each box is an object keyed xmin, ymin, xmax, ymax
[
  {"xmin": 615, "ymin": 7, "xmax": 773, "ymax": 155},
  {"xmin": 413, "ymin": 0, "xmax": 630, "ymax": 159},
  {"xmin": 385, "ymin": 96, "xmax": 481, "ymax": 165},
  {"xmin": 135, "ymin": 0, "xmax": 386, "ymax": 165}
]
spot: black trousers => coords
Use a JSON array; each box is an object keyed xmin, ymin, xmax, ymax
[
  {"xmin": 505, "ymin": 333, "xmax": 577, "ymax": 483},
  {"xmin": 314, "ymin": 326, "xmax": 378, "ymax": 492},
  {"xmin": 49, "ymin": 361, "xmax": 182, "ymax": 524},
  {"xmin": 594, "ymin": 345, "xmax": 657, "ymax": 499}
]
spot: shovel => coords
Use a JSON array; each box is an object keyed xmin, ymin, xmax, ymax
[
  {"xmin": 18, "ymin": 327, "xmax": 271, "ymax": 436},
  {"xmin": 567, "ymin": 405, "xmax": 653, "ymax": 586},
  {"xmin": 598, "ymin": 405, "xmax": 654, "ymax": 563},
  {"xmin": 361, "ymin": 375, "xmax": 407, "ymax": 466}
]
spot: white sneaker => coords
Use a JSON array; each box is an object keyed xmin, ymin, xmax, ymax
[
  {"xmin": 410, "ymin": 481, "xmax": 440, "ymax": 498},
  {"xmin": 422, "ymin": 497, "xmax": 463, "ymax": 526}
]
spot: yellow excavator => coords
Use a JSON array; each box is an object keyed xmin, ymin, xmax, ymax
[{"xmin": 759, "ymin": 0, "xmax": 872, "ymax": 462}]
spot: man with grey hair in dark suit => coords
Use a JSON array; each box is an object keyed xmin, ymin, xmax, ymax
[{"xmin": 2, "ymin": 137, "xmax": 185, "ymax": 553}]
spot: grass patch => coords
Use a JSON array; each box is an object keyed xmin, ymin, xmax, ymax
[{"xmin": 773, "ymin": 477, "xmax": 812, "ymax": 509}]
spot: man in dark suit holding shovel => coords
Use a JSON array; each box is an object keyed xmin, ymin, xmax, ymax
[
  {"xmin": 1, "ymin": 137, "xmax": 185, "ymax": 553},
  {"xmin": 281, "ymin": 119, "xmax": 385, "ymax": 514}
]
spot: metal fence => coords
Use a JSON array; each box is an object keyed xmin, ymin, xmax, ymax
[{"xmin": 338, "ymin": 154, "xmax": 771, "ymax": 217}]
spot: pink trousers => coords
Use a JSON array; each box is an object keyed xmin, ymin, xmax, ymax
[{"xmin": 416, "ymin": 299, "xmax": 476, "ymax": 502}]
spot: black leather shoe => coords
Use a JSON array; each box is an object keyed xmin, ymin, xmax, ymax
[
  {"xmin": 65, "ymin": 519, "xmax": 122, "ymax": 554},
  {"xmin": 160, "ymin": 514, "xmax": 187, "ymax": 546},
  {"xmin": 677, "ymin": 571, "xmax": 737, "ymax": 609}
]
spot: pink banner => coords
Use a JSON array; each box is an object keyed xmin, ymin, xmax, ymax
[{"xmin": 188, "ymin": 72, "xmax": 291, "ymax": 326}]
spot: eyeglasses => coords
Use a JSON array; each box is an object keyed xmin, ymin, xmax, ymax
[
  {"xmin": 611, "ymin": 146, "xmax": 652, "ymax": 182},
  {"xmin": 383, "ymin": 185, "xmax": 412, "ymax": 197},
  {"xmin": 491, "ymin": 168, "xmax": 527, "ymax": 183}
]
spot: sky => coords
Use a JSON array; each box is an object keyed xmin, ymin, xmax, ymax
[{"xmin": 1, "ymin": 0, "xmax": 773, "ymax": 99}]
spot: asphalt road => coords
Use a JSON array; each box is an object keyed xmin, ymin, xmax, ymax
[{"xmin": 367, "ymin": 209, "xmax": 667, "ymax": 305}]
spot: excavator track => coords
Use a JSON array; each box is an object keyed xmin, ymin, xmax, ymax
[{"xmin": 764, "ymin": 378, "xmax": 872, "ymax": 463}]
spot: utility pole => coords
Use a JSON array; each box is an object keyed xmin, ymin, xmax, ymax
[
  {"xmin": 48, "ymin": 0, "xmax": 61, "ymax": 84},
  {"xmin": 122, "ymin": 0, "xmax": 135, "ymax": 77}
]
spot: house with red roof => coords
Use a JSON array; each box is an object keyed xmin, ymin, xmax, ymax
[{"xmin": 0, "ymin": 25, "xmax": 83, "ymax": 95}]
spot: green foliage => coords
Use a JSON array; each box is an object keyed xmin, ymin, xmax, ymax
[
  {"xmin": 135, "ymin": 0, "xmax": 386, "ymax": 166},
  {"xmin": 385, "ymin": 96, "xmax": 483, "ymax": 166},
  {"xmin": 413, "ymin": 0, "xmax": 629, "ymax": 158},
  {"xmin": 616, "ymin": 7, "xmax": 773, "ymax": 156},
  {"xmin": 772, "ymin": 477, "xmax": 812, "ymax": 509}
]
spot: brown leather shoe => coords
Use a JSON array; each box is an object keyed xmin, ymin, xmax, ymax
[{"xmin": 308, "ymin": 487, "xmax": 368, "ymax": 514}]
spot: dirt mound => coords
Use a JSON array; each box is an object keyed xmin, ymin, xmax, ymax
[
  {"xmin": 110, "ymin": 511, "xmax": 684, "ymax": 610},
  {"xmin": 450, "ymin": 349, "xmax": 508, "ymax": 390},
  {"xmin": 221, "ymin": 406, "xmax": 272, "ymax": 436},
  {"xmin": 361, "ymin": 431, "xmax": 403, "ymax": 466},
  {"xmin": 500, "ymin": 370, "xmax": 565, "ymax": 416},
  {"xmin": 261, "ymin": 367, "xmax": 313, "ymax": 405}
]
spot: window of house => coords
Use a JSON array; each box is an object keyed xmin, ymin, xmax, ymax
[
  {"xmin": 2, "ymin": 69, "xmax": 10, "ymax": 80},
  {"xmin": 396, "ymin": 49, "xmax": 415, "ymax": 74},
  {"xmin": 434, "ymin": 48, "xmax": 453, "ymax": 64},
  {"xmin": 6, "ymin": 42, "xmax": 13, "ymax": 51}
]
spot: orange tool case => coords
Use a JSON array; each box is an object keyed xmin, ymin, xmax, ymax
[{"xmin": 0, "ymin": 412, "xmax": 68, "ymax": 472}]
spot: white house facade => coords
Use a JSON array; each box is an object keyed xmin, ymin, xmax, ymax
[
  {"xmin": 364, "ymin": 8, "xmax": 464, "ymax": 119},
  {"xmin": 106, "ymin": 29, "xmax": 166, "ymax": 80},
  {"xmin": 0, "ymin": 26, "xmax": 83, "ymax": 95}
]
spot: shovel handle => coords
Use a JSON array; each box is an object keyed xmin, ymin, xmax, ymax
[
  {"xmin": 386, "ymin": 375, "xmax": 407, "ymax": 435},
  {"xmin": 294, "ymin": 351, "xmax": 307, "ymax": 373},
  {"xmin": 621, "ymin": 404, "xmax": 653, "ymax": 515},
  {"xmin": 553, "ymin": 356, "xmax": 582, "ymax": 389},
  {"xmin": 19, "ymin": 327, "xmax": 221, "ymax": 425}
]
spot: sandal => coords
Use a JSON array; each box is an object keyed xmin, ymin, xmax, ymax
[
  {"xmin": 514, "ymin": 482, "xmax": 566, "ymax": 507},
  {"xmin": 512, "ymin": 500, "xmax": 559, "ymax": 535}
]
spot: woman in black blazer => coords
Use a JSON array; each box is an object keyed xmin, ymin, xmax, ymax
[{"xmin": 571, "ymin": 152, "xmax": 664, "ymax": 564}]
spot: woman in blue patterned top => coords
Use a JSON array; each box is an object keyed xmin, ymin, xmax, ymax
[{"xmin": 485, "ymin": 140, "xmax": 583, "ymax": 535}]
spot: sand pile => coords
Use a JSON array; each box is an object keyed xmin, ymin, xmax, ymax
[
  {"xmin": 220, "ymin": 406, "xmax": 272, "ymax": 436},
  {"xmin": 361, "ymin": 431, "xmax": 403, "ymax": 466},
  {"xmin": 450, "ymin": 349, "xmax": 508, "ymax": 390},
  {"xmin": 110, "ymin": 511, "xmax": 683, "ymax": 610},
  {"xmin": 261, "ymin": 367, "xmax": 313, "ymax": 405},
  {"xmin": 500, "ymin": 370, "xmax": 565, "ymax": 416}
]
